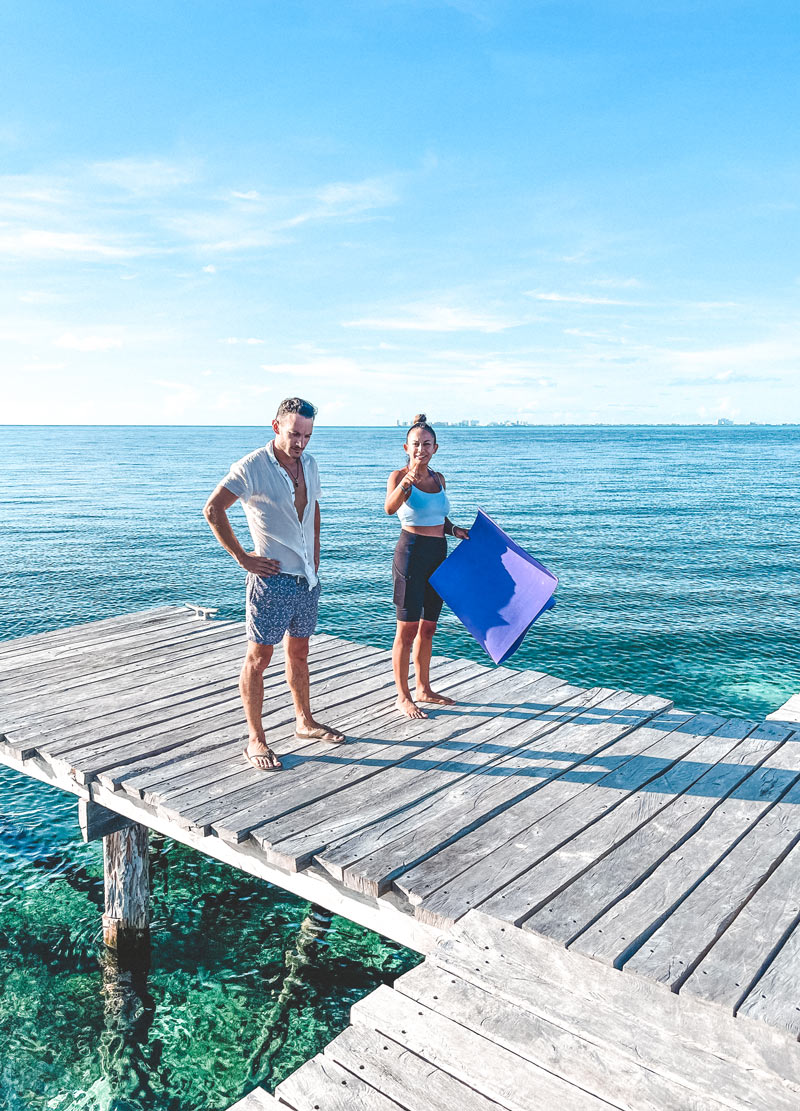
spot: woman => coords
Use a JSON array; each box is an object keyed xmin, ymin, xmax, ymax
[{"xmin": 385, "ymin": 414, "xmax": 470, "ymax": 719}]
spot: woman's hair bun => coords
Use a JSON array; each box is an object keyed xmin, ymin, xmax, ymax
[{"xmin": 412, "ymin": 413, "xmax": 427, "ymax": 424}]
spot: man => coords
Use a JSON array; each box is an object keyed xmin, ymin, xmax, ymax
[{"xmin": 204, "ymin": 397, "xmax": 345, "ymax": 771}]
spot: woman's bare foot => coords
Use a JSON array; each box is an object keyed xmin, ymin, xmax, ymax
[
  {"xmin": 396, "ymin": 696, "xmax": 428, "ymax": 719},
  {"xmin": 415, "ymin": 688, "xmax": 456, "ymax": 706}
]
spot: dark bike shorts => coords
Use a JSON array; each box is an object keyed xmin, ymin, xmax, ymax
[{"xmin": 392, "ymin": 531, "xmax": 447, "ymax": 623}]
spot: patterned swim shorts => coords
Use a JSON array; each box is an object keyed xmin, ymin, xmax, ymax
[{"xmin": 245, "ymin": 573, "xmax": 321, "ymax": 645}]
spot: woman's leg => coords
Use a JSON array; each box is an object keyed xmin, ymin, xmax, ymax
[
  {"xmin": 413, "ymin": 620, "xmax": 456, "ymax": 705},
  {"xmin": 393, "ymin": 619, "xmax": 428, "ymax": 718}
]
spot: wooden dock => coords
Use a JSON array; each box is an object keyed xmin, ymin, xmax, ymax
[{"xmin": 2, "ymin": 605, "xmax": 799, "ymax": 1110}]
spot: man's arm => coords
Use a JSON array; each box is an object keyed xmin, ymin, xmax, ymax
[
  {"xmin": 203, "ymin": 484, "xmax": 280, "ymax": 576},
  {"xmin": 314, "ymin": 501, "xmax": 321, "ymax": 573}
]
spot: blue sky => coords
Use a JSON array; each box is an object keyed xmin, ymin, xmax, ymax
[{"xmin": 1, "ymin": 0, "xmax": 798, "ymax": 425}]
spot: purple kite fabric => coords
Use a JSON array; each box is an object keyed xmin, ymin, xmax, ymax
[{"xmin": 429, "ymin": 509, "xmax": 557, "ymax": 665}]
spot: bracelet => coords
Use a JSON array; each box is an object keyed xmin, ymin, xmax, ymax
[{"xmin": 444, "ymin": 518, "xmax": 454, "ymax": 536}]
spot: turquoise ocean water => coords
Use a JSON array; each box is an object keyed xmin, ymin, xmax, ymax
[{"xmin": 1, "ymin": 424, "xmax": 799, "ymax": 1109}]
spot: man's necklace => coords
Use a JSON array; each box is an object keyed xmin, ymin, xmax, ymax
[{"xmin": 283, "ymin": 458, "xmax": 302, "ymax": 487}]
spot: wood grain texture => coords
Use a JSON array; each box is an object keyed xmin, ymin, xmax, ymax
[
  {"xmin": 521, "ymin": 717, "xmax": 755, "ymax": 944},
  {"xmin": 395, "ymin": 960, "xmax": 731, "ymax": 1111},
  {"xmin": 351, "ymin": 984, "xmax": 616, "ymax": 1110},
  {"xmin": 275, "ymin": 1054, "xmax": 406, "ymax": 1110},
  {"xmin": 410, "ymin": 692, "xmax": 673, "ymax": 928},
  {"xmin": 440, "ymin": 911, "xmax": 800, "ymax": 1094},
  {"xmin": 569, "ymin": 723, "xmax": 794, "ymax": 968},
  {"xmin": 323, "ymin": 1025, "xmax": 505, "ymax": 1111},
  {"xmin": 682, "ymin": 838, "xmax": 800, "ymax": 1013}
]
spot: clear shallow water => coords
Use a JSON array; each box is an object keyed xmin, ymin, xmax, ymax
[{"xmin": 1, "ymin": 424, "xmax": 799, "ymax": 1109}]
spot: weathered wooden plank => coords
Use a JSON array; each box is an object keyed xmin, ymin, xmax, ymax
[
  {"xmin": 0, "ymin": 610, "xmax": 204, "ymax": 686},
  {"xmin": 681, "ymin": 839, "xmax": 800, "ymax": 1013},
  {"xmin": 143, "ymin": 674, "xmax": 403, "ymax": 811},
  {"xmin": 736, "ymin": 918, "xmax": 800, "ymax": 1037},
  {"xmin": 0, "ymin": 606, "xmax": 182, "ymax": 663},
  {"xmin": 194, "ymin": 659, "xmax": 495, "ymax": 841},
  {"xmin": 433, "ymin": 915, "xmax": 800, "ymax": 1109},
  {"xmin": 28, "ymin": 676, "xmax": 243, "ymax": 767},
  {"xmin": 260, "ymin": 672, "xmax": 583, "ymax": 876},
  {"xmin": 521, "ymin": 718, "xmax": 755, "ymax": 945},
  {"xmin": 390, "ymin": 688, "xmax": 634, "ymax": 900},
  {"xmin": 323, "ymin": 692, "xmax": 685, "ymax": 898},
  {"xmin": 439, "ymin": 911, "xmax": 800, "ymax": 1095},
  {"xmin": 1, "ymin": 638, "xmax": 249, "ymax": 753},
  {"xmin": 437, "ymin": 696, "xmax": 705, "ymax": 929},
  {"xmin": 396, "ymin": 959, "xmax": 731, "ymax": 1111},
  {"xmin": 766, "ymin": 693, "xmax": 800, "ymax": 723},
  {"xmin": 171, "ymin": 660, "xmax": 485, "ymax": 838},
  {"xmin": 323, "ymin": 1024, "xmax": 505, "ymax": 1111},
  {"xmin": 78, "ymin": 798, "xmax": 135, "ymax": 842},
  {"xmin": 146, "ymin": 652, "xmax": 447, "ymax": 828},
  {"xmin": 224, "ymin": 1087, "xmax": 283, "ymax": 1111},
  {"xmin": 573, "ymin": 723, "xmax": 795, "ymax": 975},
  {"xmin": 619, "ymin": 769, "xmax": 800, "ymax": 994},
  {"xmin": 87, "ymin": 643, "xmax": 399, "ymax": 795},
  {"xmin": 59, "ymin": 637, "xmax": 378, "ymax": 783},
  {"xmin": 2, "ymin": 628, "xmax": 247, "ymax": 729},
  {"xmin": 0, "ymin": 614, "xmax": 242, "ymax": 699},
  {"xmin": 85, "ymin": 777, "xmax": 443, "ymax": 955},
  {"xmin": 408, "ymin": 693, "xmax": 673, "ymax": 928},
  {"xmin": 350, "ymin": 984, "xmax": 616, "ymax": 1110},
  {"xmin": 275, "ymin": 1053, "xmax": 406, "ymax": 1110},
  {"xmin": 216, "ymin": 662, "xmax": 546, "ymax": 845}
]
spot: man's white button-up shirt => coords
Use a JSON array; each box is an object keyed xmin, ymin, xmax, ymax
[{"xmin": 222, "ymin": 441, "xmax": 320, "ymax": 588}]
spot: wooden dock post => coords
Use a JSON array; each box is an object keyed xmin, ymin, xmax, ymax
[{"xmin": 102, "ymin": 823, "xmax": 151, "ymax": 957}]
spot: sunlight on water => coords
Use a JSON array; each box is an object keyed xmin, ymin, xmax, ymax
[{"xmin": 1, "ymin": 424, "xmax": 799, "ymax": 1108}]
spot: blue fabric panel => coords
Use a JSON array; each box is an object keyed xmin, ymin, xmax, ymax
[{"xmin": 430, "ymin": 509, "xmax": 557, "ymax": 664}]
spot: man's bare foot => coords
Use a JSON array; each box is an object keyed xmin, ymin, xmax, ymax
[
  {"xmin": 416, "ymin": 688, "xmax": 456, "ymax": 706},
  {"xmin": 244, "ymin": 738, "xmax": 282, "ymax": 771},
  {"xmin": 295, "ymin": 721, "xmax": 346, "ymax": 744},
  {"xmin": 396, "ymin": 696, "xmax": 428, "ymax": 719}
]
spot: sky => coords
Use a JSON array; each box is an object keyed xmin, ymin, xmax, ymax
[{"xmin": 1, "ymin": 0, "xmax": 798, "ymax": 425}]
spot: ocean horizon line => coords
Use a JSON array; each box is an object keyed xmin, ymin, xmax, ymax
[{"xmin": 2, "ymin": 422, "xmax": 799, "ymax": 431}]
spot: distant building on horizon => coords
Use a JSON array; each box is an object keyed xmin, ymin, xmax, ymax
[{"xmin": 717, "ymin": 417, "xmax": 734, "ymax": 426}]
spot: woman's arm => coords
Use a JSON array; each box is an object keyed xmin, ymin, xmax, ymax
[
  {"xmin": 444, "ymin": 517, "xmax": 470, "ymax": 540},
  {"xmin": 385, "ymin": 468, "xmax": 413, "ymax": 515}
]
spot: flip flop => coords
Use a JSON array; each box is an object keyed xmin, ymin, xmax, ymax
[
  {"xmin": 294, "ymin": 725, "xmax": 346, "ymax": 744},
  {"xmin": 243, "ymin": 746, "xmax": 282, "ymax": 771}
]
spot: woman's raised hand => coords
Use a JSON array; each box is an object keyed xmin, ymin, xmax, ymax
[{"xmin": 403, "ymin": 461, "xmax": 421, "ymax": 486}]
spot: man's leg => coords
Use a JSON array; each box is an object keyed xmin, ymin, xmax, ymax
[
  {"xmin": 285, "ymin": 635, "xmax": 346, "ymax": 743},
  {"xmin": 240, "ymin": 641, "xmax": 282, "ymax": 769},
  {"xmin": 413, "ymin": 619, "xmax": 456, "ymax": 706}
]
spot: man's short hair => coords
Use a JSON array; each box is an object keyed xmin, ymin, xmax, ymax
[{"xmin": 276, "ymin": 397, "xmax": 317, "ymax": 420}]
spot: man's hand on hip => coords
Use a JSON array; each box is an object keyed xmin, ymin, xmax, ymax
[{"xmin": 238, "ymin": 552, "xmax": 281, "ymax": 576}]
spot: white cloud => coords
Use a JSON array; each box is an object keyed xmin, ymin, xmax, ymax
[
  {"xmin": 259, "ymin": 356, "xmax": 368, "ymax": 383},
  {"xmin": 0, "ymin": 229, "xmax": 147, "ymax": 259},
  {"xmin": 202, "ymin": 264, "xmax": 217, "ymax": 273},
  {"xmin": 91, "ymin": 158, "xmax": 197, "ymax": 193},
  {"xmin": 221, "ymin": 337, "xmax": 265, "ymax": 345},
  {"xmin": 526, "ymin": 291, "xmax": 632, "ymax": 305},
  {"xmin": 55, "ymin": 332, "xmax": 124, "ymax": 351},
  {"xmin": 343, "ymin": 304, "xmax": 519, "ymax": 333}
]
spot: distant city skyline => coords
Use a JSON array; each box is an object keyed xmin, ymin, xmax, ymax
[{"xmin": 1, "ymin": 2, "xmax": 798, "ymax": 426}]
